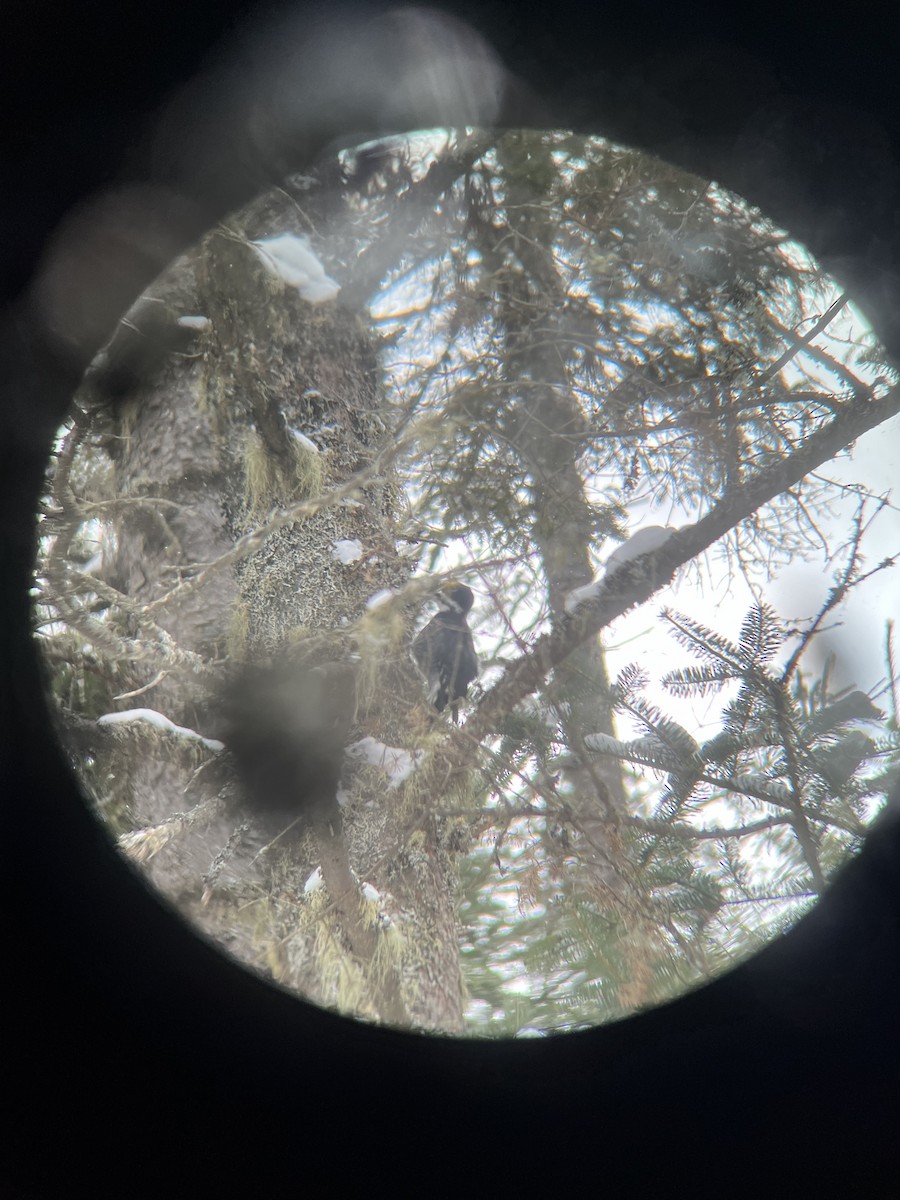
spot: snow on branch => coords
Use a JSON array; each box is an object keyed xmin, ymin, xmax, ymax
[
  {"xmin": 365, "ymin": 589, "xmax": 396, "ymax": 611},
  {"xmin": 345, "ymin": 737, "xmax": 424, "ymax": 788},
  {"xmin": 461, "ymin": 383, "xmax": 900, "ymax": 745},
  {"xmin": 563, "ymin": 580, "xmax": 603, "ymax": 616},
  {"xmin": 583, "ymin": 730, "xmax": 681, "ymax": 771},
  {"xmin": 98, "ymin": 708, "xmax": 224, "ymax": 751},
  {"xmin": 291, "ymin": 429, "xmax": 322, "ymax": 455},
  {"xmin": 604, "ymin": 525, "xmax": 675, "ymax": 576},
  {"xmin": 332, "ymin": 538, "xmax": 364, "ymax": 564},
  {"xmin": 564, "ymin": 526, "xmax": 675, "ymax": 614},
  {"xmin": 304, "ymin": 867, "xmax": 324, "ymax": 895},
  {"xmin": 251, "ymin": 234, "xmax": 340, "ymax": 304}
]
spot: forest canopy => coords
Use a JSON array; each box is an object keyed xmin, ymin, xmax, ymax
[{"xmin": 34, "ymin": 129, "xmax": 900, "ymax": 1035}]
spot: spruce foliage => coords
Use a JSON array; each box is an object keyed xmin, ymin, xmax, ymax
[{"xmin": 33, "ymin": 127, "xmax": 900, "ymax": 1033}]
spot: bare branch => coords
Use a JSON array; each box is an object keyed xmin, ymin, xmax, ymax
[
  {"xmin": 625, "ymin": 814, "xmax": 796, "ymax": 841},
  {"xmin": 751, "ymin": 293, "xmax": 850, "ymax": 389},
  {"xmin": 119, "ymin": 796, "xmax": 225, "ymax": 863}
]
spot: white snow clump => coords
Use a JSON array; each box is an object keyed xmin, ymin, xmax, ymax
[
  {"xmin": 251, "ymin": 233, "xmax": 340, "ymax": 304},
  {"xmin": 563, "ymin": 580, "xmax": 603, "ymax": 615},
  {"xmin": 563, "ymin": 527, "xmax": 676, "ymax": 613},
  {"xmin": 604, "ymin": 525, "xmax": 674, "ymax": 577},
  {"xmin": 303, "ymin": 867, "xmax": 324, "ymax": 895},
  {"xmin": 365, "ymin": 589, "xmax": 396, "ymax": 611},
  {"xmin": 290, "ymin": 429, "xmax": 321, "ymax": 455},
  {"xmin": 97, "ymin": 708, "xmax": 224, "ymax": 751},
  {"xmin": 332, "ymin": 538, "xmax": 364, "ymax": 565},
  {"xmin": 345, "ymin": 737, "xmax": 425, "ymax": 788}
]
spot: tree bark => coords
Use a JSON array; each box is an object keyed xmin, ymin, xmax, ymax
[{"xmin": 79, "ymin": 181, "xmax": 469, "ymax": 1031}]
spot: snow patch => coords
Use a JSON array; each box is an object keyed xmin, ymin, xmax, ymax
[
  {"xmin": 583, "ymin": 731, "xmax": 635, "ymax": 757},
  {"xmin": 303, "ymin": 867, "xmax": 324, "ymax": 895},
  {"xmin": 564, "ymin": 579, "xmax": 603, "ymax": 615},
  {"xmin": 584, "ymin": 731, "xmax": 679, "ymax": 768},
  {"xmin": 290, "ymin": 428, "xmax": 321, "ymax": 455},
  {"xmin": 604, "ymin": 525, "xmax": 675, "ymax": 577},
  {"xmin": 332, "ymin": 538, "xmax": 364, "ymax": 565},
  {"xmin": 365, "ymin": 589, "xmax": 396, "ymax": 612},
  {"xmin": 563, "ymin": 527, "xmax": 676, "ymax": 612},
  {"xmin": 97, "ymin": 708, "xmax": 224, "ymax": 751},
  {"xmin": 345, "ymin": 737, "xmax": 425, "ymax": 788},
  {"xmin": 251, "ymin": 234, "xmax": 340, "ymax": 304}
]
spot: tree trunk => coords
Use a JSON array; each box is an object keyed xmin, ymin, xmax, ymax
[
  {"xmin": 85, "ymin": 181, "xmax": 467, "ymax": 1031},
  {"xmin": 497, "ymin": 134, "xmax": 667, "ymax": 1006}
]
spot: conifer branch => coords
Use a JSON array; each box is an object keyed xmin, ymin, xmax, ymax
[{"xmin": 463, "ymin": 384, "xmax": 900, "ymax": 740}]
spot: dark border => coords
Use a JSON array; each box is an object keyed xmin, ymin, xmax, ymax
[{"xmin": 3, "ymin": 2, "xmax": 900, "ymax": 1192}]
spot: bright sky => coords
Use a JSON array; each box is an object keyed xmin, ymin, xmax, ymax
[
  {"xmin": 599, "ymin": 376, "xmax": 900, "ymax": 743},
  {"xmin": 599, "ymin": 414, "xmax": 900, "ymax": 738}
]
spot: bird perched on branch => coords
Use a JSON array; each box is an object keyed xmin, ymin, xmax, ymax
[{"xmin": 412, "ymin": 581, "xmax": 479, "ymax": 724}]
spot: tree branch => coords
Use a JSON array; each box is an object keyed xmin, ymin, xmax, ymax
[
  {"xmin": 752, "ymin": 293, "xmax": 850, "ymax": 389},
  {"xmin": 463, "ymin": 384, "xmax": 900, "ymax": 742}
]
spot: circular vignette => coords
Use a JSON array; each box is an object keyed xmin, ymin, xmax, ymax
[
  {"xmin": 33, "ymin": 124, "xmax": 900, "ymax": 1035},
  {"xmin": 6, "ymin": 4, "xmax": 900, "ymax": 1191}
]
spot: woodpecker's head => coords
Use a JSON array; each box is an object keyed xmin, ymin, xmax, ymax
[{"xmin": 435, "ymin": 580, "xmax": 474, "ymax": 616}]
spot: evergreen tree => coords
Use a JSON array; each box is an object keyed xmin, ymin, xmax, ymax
[{"xmin": 35, "ymin": 129, "xmax": 900, "ymax": 1033}]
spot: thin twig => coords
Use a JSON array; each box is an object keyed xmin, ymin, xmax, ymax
[{"xmin": 751, "ymin": 293, "xmax": 850, "ymax": 390}]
